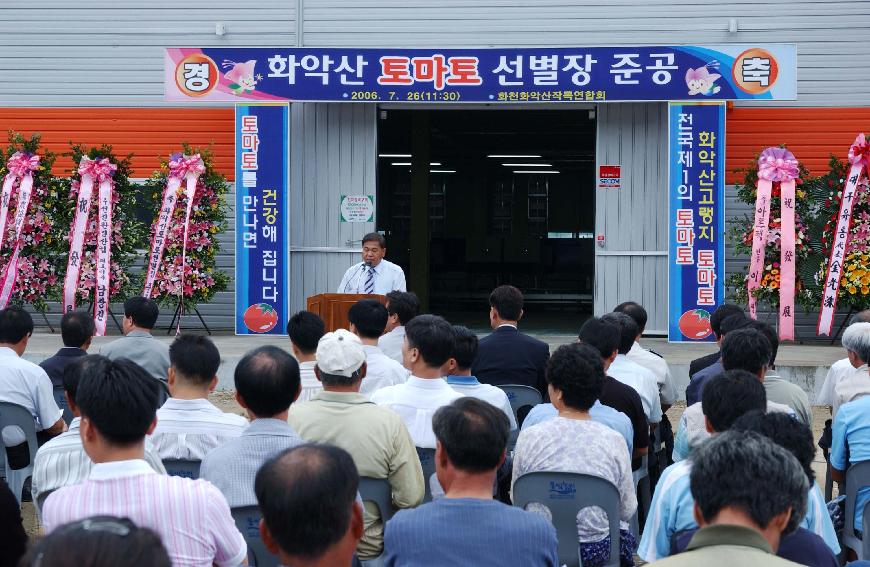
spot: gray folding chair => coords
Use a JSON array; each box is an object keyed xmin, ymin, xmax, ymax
[
  {"xmin": 416, "ymin": 447, "xmax": 437, "ymax": 502},
  {"xmin": 0, "ymin": 402, "xmax": 38, "ymax": 505},
  {"xmin": 497, "ymin": 384, "xmax": 543, "ymax": 449},
  {"xmin": 358, "ymin": 476, "xmax": 397, "ymax": 564},
  {"xmin": 631, "ymin": 455, "xmax": 651, "ymax": 537},
  {"xmin": 162, "ymin": 459, "xmax": 201, "ymax": 480},
  {"xmin": 35, "ymin": 487, "xmax": 55, "ymax": 518},
  {"xmin": 513, "ymin": 471, "xmax": 621, "ymax": 567},
  {"xmin": 232, "ymin": 506, "xmax": 280, "ymax": 567},
  {"xmin": 53, "ymin": 385, "xmax": 73, "ymax": 425},
  {"xmin": 843, "ymin": 460, "xmax": 870, "ymax": 558}
]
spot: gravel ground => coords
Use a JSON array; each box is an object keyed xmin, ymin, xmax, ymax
[{"xmin": 19, "ymin": 397, "xmax": 836, "ymax": 542}]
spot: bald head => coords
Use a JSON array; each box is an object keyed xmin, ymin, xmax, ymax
[
  {"xmin": 255, "ymin": 444, "xmax": 360, "ymax": 561},
  {"xmin": 857, "ymin": 310, "xmax": 870, "ymax": 324}
]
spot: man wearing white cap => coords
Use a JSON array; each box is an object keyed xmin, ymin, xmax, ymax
[{"xmin": 288, "ymin": 329, "xmax": 425, "ymax": 563}]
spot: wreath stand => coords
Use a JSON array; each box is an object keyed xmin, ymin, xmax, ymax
[{"xmin": 166, "ymin": 299, "xmax": 212, "ymax": 335}]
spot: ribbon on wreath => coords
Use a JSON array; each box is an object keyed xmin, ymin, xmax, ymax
[
  {"xmin": 819, "ymin": 134, "xmax": 870, "ymax": 336},
  {"xmin": 0, "ymin": 152, "xmax": 40, "ymax": 308},
  {"xmin": 746, "ymin": 147, "xmax": 799, "ymax": 340},
  {"xmin": 62, "ymin": 157, "xmax": 117, "ymax": 336},
  {"xmin": 141, "ymin": 154, "xmax": 205, "ymax": 329}
]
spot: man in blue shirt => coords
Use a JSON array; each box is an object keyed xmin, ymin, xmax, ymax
[
  {"xmin": 832, "ymin": 384, "xmax": 870, "ymax": 537},
  {"xmin": 385, "ymin": 397, "xmax": 558, "ymax": 567},
  {"xmin": 685, "ymin": 314, "xmax": 751, "ymax": 405}
]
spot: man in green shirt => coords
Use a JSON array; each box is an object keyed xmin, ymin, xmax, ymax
[
  {"xmin": 650, "ymin": 429, "xmax": 807, "ymax": 566},
  {"xmin": 288, "ymin": 329, "xmax": 424, "ymax": 562}
]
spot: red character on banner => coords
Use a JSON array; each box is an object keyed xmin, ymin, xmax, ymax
[
  {"xmin": 378, "ymin": 57, "xmax": 413, "ymax": 85},
  {"xmin": 447, "ymin": 57, "xmax": 483, "ymax": 85},
  {"xmin": 412, "ymin": 55, "xmax": 450, "ymax": 90}
]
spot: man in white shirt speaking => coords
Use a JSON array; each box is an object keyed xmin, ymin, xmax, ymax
[{"xmin": 338, "ymin": 233, "xmax": 406, "ymax": 295}]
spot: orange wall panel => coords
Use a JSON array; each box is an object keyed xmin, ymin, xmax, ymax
[
  {"xmin": 0, "ymin": 108, "xmax": 236, "ymax": 180},
  {"xmin": 725, "ymin": 107, "xmax": 870, "ymax": 184}
]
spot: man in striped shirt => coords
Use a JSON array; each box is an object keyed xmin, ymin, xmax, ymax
[
  {"xmin": 43, "ymin": 358, "xmax": 247, "ymax": 567},
  {"xmin": 32, "ymin": 355, "xmax": 165, "ymax": 509},
  {"xmin": 150, "ymin": 334, "xmax": 248, "ymax": 460}
]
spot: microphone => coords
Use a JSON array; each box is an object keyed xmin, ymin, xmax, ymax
[{"xmin": 343, "ymin": 262, "xmax": 366, "ymax": 293}]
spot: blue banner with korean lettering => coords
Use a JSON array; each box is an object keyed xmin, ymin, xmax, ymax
[
  {"xmin": 235, "ymin": 104, "xmax": 289, "ymax": 335},
  {"xmin": 166, "ymin": 44, "xmax": 796, "ymax": 103},
  {"xmin": 668, "ymin": 102, "xmax": 725, "ymax": 342}
]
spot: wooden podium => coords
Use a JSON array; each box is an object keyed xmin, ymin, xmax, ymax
[{"xmin": 306, "ymin": 293, "xmax": 386, "ymax": 332}]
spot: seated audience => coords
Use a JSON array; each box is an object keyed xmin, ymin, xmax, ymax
[
  {"xmin": 39, "ymin": 311, "xmax": 94, "ymax": 388},
  {"xmin": 42, "ymin": 358, "xmax": 246, "ymax": 566},
  {"xmin": 290, "ymin": 329, "xmax": 424, "ymax": 560},
  {"xmin": 471, "ymin": 285, "xmax": 549, "ymax": 398},
  {"xmin": 513, "ymin": 343, "xmax": 636, "ymax": 567},
  {"xmin": 687, "ymin": 303, "xmax": 745, "ymax": 377},
  {"xmin": 349, "ymin": 299, "xmax": 409, "ymax": 395},
  {"xmin": 673, "ymin": 327, "xmax": 793, "ymax": 462},
  {"xmin": 33, "ymin": 356, "xmax": 165, "ymax": 507},
  {"xmin": 201, "ymin": 345, "xmax": 304, "ymax": 507},
  {"xmin": 648, "ymin": 430, "xmax": 808, "ymax": 566},
  {"xmin": 521, "ymin": 320, "xmax": 636, "ymax": 456},
  {"xmin": 379, "ymin": 291, "xmax": 420, "ymax": 364},
  {"xmin": 0, "ymin": 307, "xmax": 65, "ymax": 473},
  {"xmin": 0, "ymin": 478, "xmax": 27, "ymax": 567},
  {"xmin": 386, "ymin": 398, "xmax": 558, "ymax": 567},
  {"xmin": 20, "ymin": 516, "xmax": 171, "ymax": 567},
  {"xmin": 256, "ymin": 444, "xmax": 364, "ymax": 567},
  {"xmin": 831, "ymin": 321, "xmax": 870, "ymax": 416},
  {"xmin": 748, "ymin": 320, "xmax": 812, "ymax": 425},
  {"xmin": 817, "ymin": 311, "xmax": 870, "ymax": 412},
  {"xmin": 600, "ymin": 312, "xmax": 662, "ymax": 426},
  {"xmin": 444, "ymin": 325, "xmax": 516, "ymax": 431},
  {"xmin": 371, "ymin": 315, "xmax": 462, "ymax": 448},
  {"xmin": 150, "ymin": 334, "xmax": 247, "ymax": 460},
  {"xmin": 730, "ymin": 411, "xmax": 839, "ymax": 557},
  {"xmin": 287, "ymin": 310, "xmax": 326, "ymax": 403},
  {"xmin": 614, "ymin": 301, "xmax": 678, "ymax": 406},
  {"xmin": 685, "ymin": 312, "xmax": 751, "ymax": 404},
  {"xmin": 638, "ymin": 370, "xmax": 768, "ymax": 562},
  {"xmin": 99, "ymin": 296, "xmax": 170, "ymax": 385}
]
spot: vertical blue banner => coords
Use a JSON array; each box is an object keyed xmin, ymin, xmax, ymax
[
  {"xmin": 235, "ymin": 104, "xmax": 289, "ymax": 335},
  {"xmin": 668, "ymin": 102, "xmax": 725, "ymax": 342}
]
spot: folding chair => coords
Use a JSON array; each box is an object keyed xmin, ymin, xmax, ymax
[
  {"xmin": 497, "ymin": 384, "xmax": 543, "ymax": 449},
  {"xmin": 513, "ymin": 471, "xmax": 621, "ymax": 567},
  {"xmin": 631, "ymin": 455, "xmax": 651, "ymax": 537},
  {"xmin": 162, "ymin": 459, "xmax": 201, "ymax": 480},
  {"xmin": 358, "ymin": 476, "xmax": 397, "ymax": 564},
  {"xmin": 843, "ymin": 460, "xmax": 870, "ymax": 559},
  {"xmin": 53, "ymin": 385, "xmax": 73, "ymax": 425},
  {"xmin": 0, "ymin": 402, "xmax": 38, "ymax": 505},
  {"xmin": 416, "ymin": 447, "xmax": 438, "ymax": 502},
  {"xmin": 232, "ymin": 506, "xmax": 280, "ymax": 567}
]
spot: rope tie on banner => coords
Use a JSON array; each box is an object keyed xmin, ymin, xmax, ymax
[
  {"xmin": 747, "ymin": 147, "xmax": 799, "ymax": 340},
  {"xmin": 142, "ymin": 153, "xmax": 205, "ymax": 334},
  {"xmin": 62, "ymin": 156, "xmax": 117, "ymax": 336},
  {"xmin": 0, "ymin": 152, "xmax": 40, "ymax": 308},
  {"xmin": 819, "ymin": 134, "xmax": 870, "ymax": 336}
]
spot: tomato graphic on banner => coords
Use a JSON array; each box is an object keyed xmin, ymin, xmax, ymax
[
  {"xmin": 243, "ymin": 303, "xmax": 280, "ymax": 333},
  {"xmin": 678, "ymin": 309, "xmax": 713, "ymax": 340}
]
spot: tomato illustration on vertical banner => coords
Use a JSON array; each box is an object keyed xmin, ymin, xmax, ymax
[{"xmin": 678, "ymin": 309, "xmax": 713, "ymax": 340}]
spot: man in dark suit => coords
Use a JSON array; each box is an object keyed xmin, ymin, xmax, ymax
[
  {"xmin": 471, "ymin": 285, "xmax": 549, "ymax": 398},
  {"xmin": 688, "ymin": 303, "xmax": 745, "ymax": 377},
  {"xmin": 40, "ymin": 312, "xmax": 94, "ymax": 388}
]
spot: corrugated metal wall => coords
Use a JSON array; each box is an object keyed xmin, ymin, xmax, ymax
[
  {"xmin": 595, "ymin": 103, "xmax": 669, "ymax": 333},
  {"xmin": 288, "ymin": 103, "xmax": 378, "ymax": 314},
  {"xmin": 0, "ymin": 1, "xmax": 866, "ymax": 107},
  {"xmin": 725, "ymin": 107, "xmax": 870, "ymax": 183},
  {"xmin": 0, "ymin": 108, "xmax": 235, "ymax": 178},
  {"xmin": 0, "ymin": 0, "xmax": 295, "ymax": 106}
]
